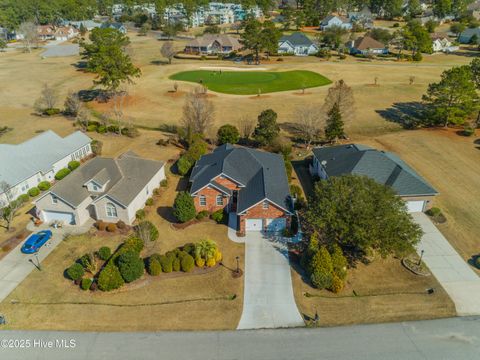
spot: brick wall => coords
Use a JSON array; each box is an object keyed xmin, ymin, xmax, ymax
[
  {"xmin": 237, "ymin": 200, "xmax": 290, "ymax": 236},
  {"xmin": 194, "ymin": 186, "xmax": 230, "ymax": 213},
  {"xmin": 213, "ymin": 175, "xmax": 240, "ymax": 190}
]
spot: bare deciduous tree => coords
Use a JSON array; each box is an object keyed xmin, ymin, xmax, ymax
[
  {"xmin": 160, "ymin": 41, "xmax": 176, "ymax": 64},
  {"xmin": 182, "ymin": 87, "xmax": 215, "ymax": 140},
  {"xmin": 34, "ymin": 83, "xmax": 59, "ymax": 113},
  {"xmin": 322, "ymin": 79, "xmax": 355, "ymax": 124},
  {"xmin": 18, "ymin": 21, "xmax": 38, "ymax": 53},
  {"xmin": 0, "ymin": 182, "xmax": 22, "ymax": 231},
  {"xmin": 296, "ymin": 105, "xmax": 325, "ymax": 148},
  {"xmin": 76, "ymin": 107, "xmax": 91, "ymax": 131},
  {"xmin": 238, "ymin": 115, "xmax": 255, "ymax": 139},
  {"xmin": 64, "ymin": 91, "xmax": 82, "ymax": 116}
]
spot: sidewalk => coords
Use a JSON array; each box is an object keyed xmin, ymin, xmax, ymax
[
  {"xmin": 412, "ymin": 212, "xmax": 480, "ymax": 316},
  {"xmin": 0, "ymin": 221, "xmax": 92, "ymax": 302}
]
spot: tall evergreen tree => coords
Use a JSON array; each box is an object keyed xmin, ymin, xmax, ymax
[{"xmin": 324, "ymin": 102, "xmax": 344, "ymax": 143}]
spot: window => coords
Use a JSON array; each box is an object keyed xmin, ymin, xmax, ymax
[
  {"xmin": 262, "ymin": 201, "xmax": 269, "ymax": 209},
  {"xmin": 52, "ymin": 195, "xmax": 58, "ymax": 204},
  {"xmin": 146, "ymin": 187, "xmax": 149, "ymax": 195},
  {"xmin": 106, "ymin": 202, "xmax": 118, "ymax": 217},
  {"xmin": 93, "ymin": 185, "xmax": 99, "ymax": 191},
  {"xmin": 216, "ymin": 195, "xmax": 223, "ymax": 206},
  {"xmin": 21, "ymin": 182, "xmax": 29, "ymax": 192},
  {"xmin": 199, "ymin": 195, "xmax": 206, "ymax": 206}
]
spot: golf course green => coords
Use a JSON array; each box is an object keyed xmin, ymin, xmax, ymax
[{"xmin": 169, "ymin": 69, "xmax": 332, "ymax": 95}]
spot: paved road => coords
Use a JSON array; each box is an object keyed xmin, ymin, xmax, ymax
[
  {"xmin": 1, "ymin": 317, "xmax": 479, "ymax": 360},
  {"xmin": 235, "ymin": 229, "xmax": 304, "ymax": 329},
  {"xmin": 0, "ymin": 221, "xmax": 91, "ymax": 302},
  {"xmin": 41, "ymin": 44, "xmax": 79, "ymax": 58},
  {"xmin": 413, "ymin": 213, "xmax": 480, "ymax": 316}
]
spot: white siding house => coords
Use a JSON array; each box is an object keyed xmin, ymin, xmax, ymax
[
  {"xmin": 278, "ymin": 32, "xmax": 318, "ymax": 56},
  {"xmin": 0, "ymin": 131, "xmax": 91, "ymax": 207},
  {"xmin": 320, "ymin": 15, "xmax": 352, "ymax": 30}
]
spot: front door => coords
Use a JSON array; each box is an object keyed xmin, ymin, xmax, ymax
[{"xmin": 230, "ymin": 190, "xmax": 238, "ymax": 212}]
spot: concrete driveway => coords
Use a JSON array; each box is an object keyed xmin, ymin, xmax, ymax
[
  {"xmin": 236, "ymin": 230, "xmax": 304, "ymax": 329},
  {"xmin": 413, "ymin": 212, "xmax": 480, "ymax": 315},
  {"xmin": 0, "ymin": 221, "xmax": 92, "ymax": 302}
]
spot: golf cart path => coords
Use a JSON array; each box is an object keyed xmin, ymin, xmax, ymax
[
  {"xmin": 0, "ymin": 221, "xmax": 92, "ymax": 303},
  {"xmin": 413, "ymin": 212, "xmax": 480, "ymax": 316}
]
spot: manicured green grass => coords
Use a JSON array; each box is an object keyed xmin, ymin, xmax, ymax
[{"xmin": 169, "ymin": 70, "xmax": 332, "ymax": 95}]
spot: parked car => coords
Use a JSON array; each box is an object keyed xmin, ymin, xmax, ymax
[{"xmin": 21, "ymin": 230, "xmax": 52, "ymax": 254}]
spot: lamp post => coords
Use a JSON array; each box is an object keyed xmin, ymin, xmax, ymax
[
  {"xmin": 35, "ymin": 251, "xmax": 41, "ymax": 271},
  {"xmin": 235, "ymin": 256, "xmax": 240, "ymax": 274},
  {"xmin": 418, "ymin": 249, "xmax": 425, "ymax": 266}
]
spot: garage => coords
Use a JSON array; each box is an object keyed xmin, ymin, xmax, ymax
[
  {"xmin": 41, "ymin": 210, "xmax": 76, "ymax": 225},
  {"xmin": 406, "ymin": 201, "xmax": 425, "ymax": 213},
  {"xmin": 266, "ymin": 218, "xmax": 286, "ymax": 232},
  {"xmin": 246, "ymin": 219, "xmax": 262, "ymax": 231}
]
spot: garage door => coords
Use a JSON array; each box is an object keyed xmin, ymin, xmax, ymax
[
  {"xmin": 406, "ymin": 201, "xmax": 425, "ymax": 213},
  {"xmin": 42, "ymin": 210, "xmax": 75, "ymax": 225},
  {"xmin": 246, "ymin": 219, "xmax": 262, "ymax": 231},
  {"xmin": 266, "ymin": 218, "xmax": 286, "ymax": 232}
]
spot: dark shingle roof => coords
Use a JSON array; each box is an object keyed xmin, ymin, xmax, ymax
[
  {"xmin": 48, "ymin": 152, "xmax": 164, "ymax": 207},
  {"xmin": 312, "ymin": 144, "xmax": 437, "ymax": 196},
  {"xmin": 279, "ymin": 32, "xmax": 314, "ymax": 47},
  {"xmin": 190, "ymin": 145, "xmax": 291, "ymax": 213}
]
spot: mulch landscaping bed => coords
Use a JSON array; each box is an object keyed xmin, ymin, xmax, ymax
[
  {"xmin": 171, "ymin": 218, "xmax": 215, "ymax": 230},
  {"xmin": 0, "ymin": 230, "xmax": 31, "ymax": 260}
]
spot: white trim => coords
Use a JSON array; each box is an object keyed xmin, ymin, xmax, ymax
[
  {"xmin": 199, "ymin": 195, "xmax": 207, "ymax": 206},
  {"xmin": 105, "ymin": 202, "xmax": 118, "ymax": 218},
  {"xmin": 92, "ymin": 193, "xmax": 127, "ymax": 208},
  {"xmin": 191, "ymin": 182, "xmax": 231, "ymax": 196},
  {"xmin": 36, "ymin": 190, "xmax": 78, "ymax": 209}
]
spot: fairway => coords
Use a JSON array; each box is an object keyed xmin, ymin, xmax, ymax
[{"xmin": 169, "ymin": 70, "xmax": 332, "ymax": 95}]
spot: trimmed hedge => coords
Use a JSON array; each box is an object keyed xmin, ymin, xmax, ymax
[
  {"xmin": 97, "ymin": 246, "xmax": 111, "ymax": 261},
  {"xmin": 28, "ymin": 187, "xmax": 40, "ymax": 197},
  {"xmin": 37, "ymin": 181, "xmax": 51, "ymax": 191},
  {"xmin": 173, "ymin": 191, "xmax": 196, "ymax": 223},
  {"xmin": 136, "ymin": 209, "xmax": 146, "ymax": 220},
  {"xmin": 148, "ymin": 257, "xmax": 162, "ymax": 275},
  {"xmin": 68, "ymin": 160, "xmax": 80, "ymax": 171},
  {"xmin": 55, "ymin": 168, "xmax": 71, "ymax": 180},
  {"xmin": 81, "ymin": 278, "xmax": 93, "ymax": 291},
  {"xmin": 211, "ymin": 209, "xmax": 224, "ymax": 223},
  {"xmin": 66, "ymin": 263, "xmax": 84, "ymax": 281},
  {"xmin": 177, "ymin": 155, "xmax": 193, "ymax": 176},
  {"xmin": 173, "ymin": 257, "xmax": 181, "ymax": 272},
  {"xmin": 181, "ymin": 254, "xmax": 195, "ymax": 272},
  {"xmin": 159, "ymin": 255, "xmax": 173, "ymax": 273},
  {"xmin": 117, "ymin": 251, "xmax": 145, "ymax": 283},
  {"xmin": 98, "ymin": 263, "xmax": 124, "ymax": 291}
]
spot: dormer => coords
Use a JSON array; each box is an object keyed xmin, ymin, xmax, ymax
[{"xmin": 83, "ymin": 168, "xmax": 110, "ymax": 193}]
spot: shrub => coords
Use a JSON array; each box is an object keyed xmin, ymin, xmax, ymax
[
  {"xmin": 121, "ymin": 126, "xmax": 140, "ymax": 138},
  {"xmin": 160, "ymin": 179, "xmax": 168, "ymax": 187},
  {"xmin": 97, "ymin": 125, "xmax": 107, "ymax": 133},
  {"xmin": 136, "ymin": 209, "xmax": 146, "ymax": 220},
  {"xmin": 98, "ymin": 263, "xmax": 124, "ymax": 291},
  {"xmin": 211, "ymin": 209, "xmax": 224, "ymax": 223},
  {"xmin": 217, "ymin": 124, "xmax": 240, "ymax": 144},
  {"xmin": 462, "ymin": 125, "xmax": 475, "ymax": 136},
  {"xmin": 196, "ymin": 210, "xmax": 210, "ymax": 220},
  {"xmin": 177, "ymin": 155, "xmax": 193, "ymax": 176},
  {"xmin": 173, "ymin": 257, "xmax": 181, "ymax": 271},
  {"xmin": 182, "ymin": 243, "xmax": 195, "ymax": 255},
  {"xmin": 123, "ymin": 236, "xmax": 144, "ymax": 254},
  {"xmin": 214, "ymin": 250, "xmax": 222, "ymax": 262},
  {"xmin": 117, "ymin": 251, "xmax": 145, "ymax": 283},
  {"xmin": 28, "ymin": 187, "xmax": 40, "ymax": 197},
  {"xmin": 17, "ymin": 194, "xmax": 29, "ymax": 204},
  {"xmin": 474, "ymin": 256, "xmax": 480, "ymax": 269},
  {"xmin": 173, "ymin": 191, "xmax": 196, "ymax": 223},
  {"xmin": 81, "ymin": 278, "xmax": 92, "ymax": 291},
  {"xmin": 159, "ymin": 255, "xmax": 173, "ymax": 273},
  {"xmin": 44, "ymin": 108, "xmax": 61, "ymax": 116},
  {"xmin": 145, "ymin": 197, "xmax": 154, "ymax": 206},
  {"xmin": 68, "ymin": 160, "xmax": 80, "ymax": 171},
  {"xmin": 66, "ymin": 262, "xmax": 84, "ymax": 281},
  {"xmin": 181, "ymin": 254, "xmax": 195, "ymax": 272},
  {"xmin": 96, "ymin": 220, "xmax": 107, "ymax": 231},
  {"xmin": 427, "ymin": 207, "xmax": 442, "ymax": 217},
  {"xmin": 284, "ymin": 160, "xmax": 293, "ymax": 182},
  {"xmin": 97, "ymin": 246, "xmax": 111, "ymax": 261},
  {"xmin": 330, "ymin": 274, "xmax": 344, "ymax": 293},
  {"xmin": 90, "ymin": 281, "xmax": 98, "ymax": 291},
  {"xmin": 87, "ymin": 124, "xmax": 98, "ymax": 132},
  {"xmin": 91, "ymin": 139, "xmax": 103, "ymax": 155},
  {"xmin": 37, "ymin": 181, "xmax": 51, "ymax": 191},
  {"xmin": 148, "ymin": 257, "xmax": 162, "ymax": 275},
  {"xmin": 195, "ymin": 257, "xmax": 205, "ymax": 267},
  {"xmin": 106, "ymin": 223, "xmax": 117, "ymax": 232},
  {"xmin": 116, "ymin": 220, "xmax": 126, "ymax": 229},
  {"xmin": 55, "ymin": 168, "xmax": 71, "ymax": 180},
  {"xmin": 206, "ymin": 257, "xmax": 216, "ymax": 267},
  {"xmin": 412, "ymin": 52, "xmax": 422, "ymax": 62},
  {"xmin": 136, "ymin": 221, "xmax": 159, "ymax": 242},
  {"xmin": 107, "ymin": 125, "xmax": 120, "ymax": 133},
  {"xmin": 290, "ymin": 184, "xmax": 303, "ymax": 199},
  {"xmin": 80, "ymin": 253, "xmax": 94, "ymax": 270}
]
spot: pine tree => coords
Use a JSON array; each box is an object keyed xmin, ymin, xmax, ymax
[{"xmin": 324, "ymin": 102, "xmax": 344, "ymax": 143}]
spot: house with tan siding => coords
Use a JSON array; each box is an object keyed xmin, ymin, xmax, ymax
[
  {"xmin": 35, "ymin": 152, "xmax": 165, "ymax": 226},
  {"xmin": 189, "ymin": 144, "xmax": 293, "ymax": 236}
]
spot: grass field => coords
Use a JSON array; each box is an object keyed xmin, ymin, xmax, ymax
[{"xmin": 169, "ymin": 69, "xmax": 332, "ymax": 95}]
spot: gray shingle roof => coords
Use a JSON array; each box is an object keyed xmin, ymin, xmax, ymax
[
  {"xmin": 190, "ymin": 145, "xmax": 292, "ymax": 213},
  {"xmin": 46, "ymin": 152, "xmax": 164, "ymax": 208},
  {"xmin": 279, "ymin": 32, "xmax": 315, "ymax": 47},
  {"xmin": 0, "ymin": 130, "xmax": 91, "ymax": 187},
  {"xmin": 459, "ymin": 27, "xmax": 480, "ymax": 43},
  {"xmin": 312, "ymin": 144, "xmax": 437, "ymax": 196}
]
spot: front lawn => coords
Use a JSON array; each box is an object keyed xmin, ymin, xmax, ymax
[
  {"xmin": 169, "ymin": 70, "xmax": 332, "ymax": 95},
  {"xmin": 0, "ymin": 176, "xmax": 245, "ymax": 331}
]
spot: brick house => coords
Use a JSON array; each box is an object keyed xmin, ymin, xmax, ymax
[{"xmin": 189, "ymin": 144, "xmax": 293, "ymax": 236}]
